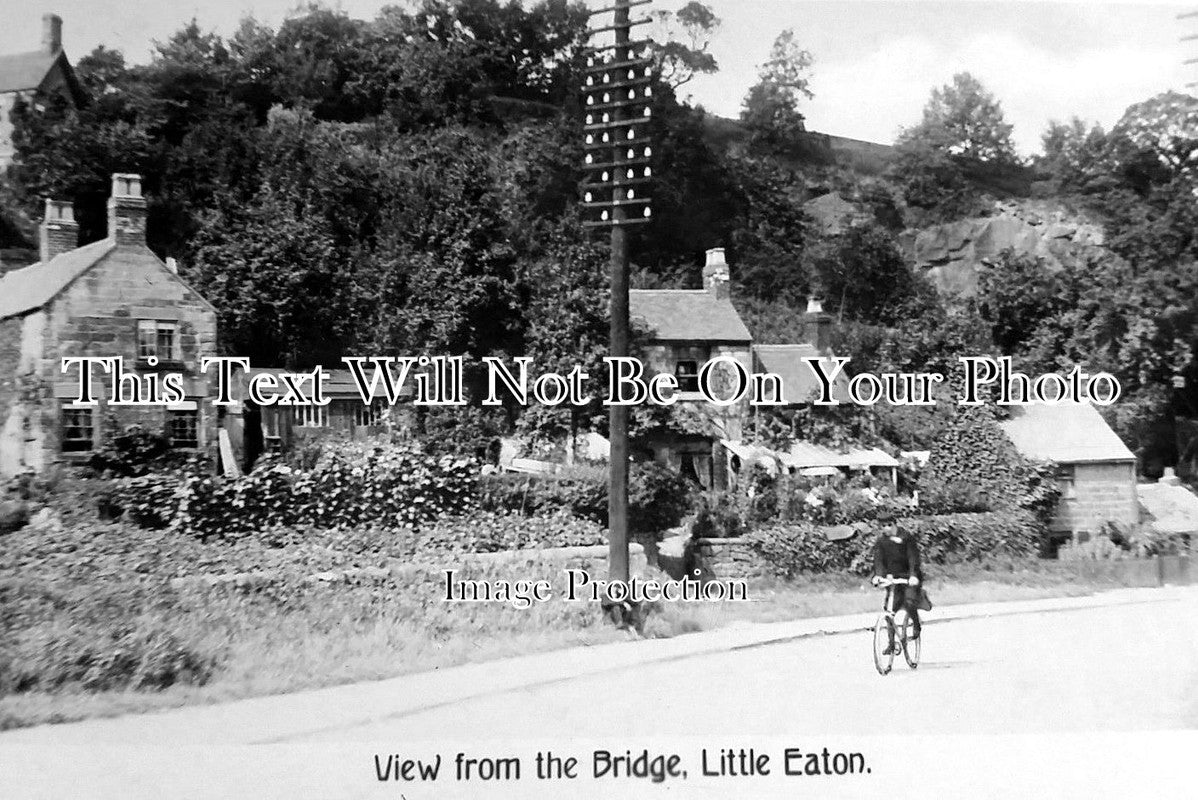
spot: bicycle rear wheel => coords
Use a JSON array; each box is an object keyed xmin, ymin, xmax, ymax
[
  {"xmin": 900, "ymin": 611, "xmax": 920, "ymax": 669},
  {"xmin": 872, "ymin": 614, "xmax": 894, "ymax": 675}
]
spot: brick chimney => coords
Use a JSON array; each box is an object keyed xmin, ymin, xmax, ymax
[
  {"xmin": 42, "ymin": 13, "xmax": 62, "ymax": 54},
  {"xmin": 804, "ymin": 296, "xmax": 834, "ymax": 354},
  {"xmin": 107, "ymin": 173, "xmax": 147, "ymax": 247},
  {"xmin": 39, "ymin": 199, "xmax": 78, "ymax": 262},
  {"xmin": 703, "ymin": 247, "xmax": 731, "ymax": 301}
]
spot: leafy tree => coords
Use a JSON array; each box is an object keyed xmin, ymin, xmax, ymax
[
  {"xmin": 1037, "ymin": 117, "xmax": 1112, "ymax": 193},
  {"xmin": 1110, "ymin": 91, "xmax": 1198, "ymax": 182},
  {"xmin": 186, "ymin": 183, "xmax": 351, "ymax": 366},
  {"xmin": 898, "ymin": 72, "xmax": 1017, "ymax": 164},
  {"xmin": 977, "ymin": 251, "xmax": 1070, "ymax": 355},
  {"xmin": 648, "ymin": 2, "xmax": 721, "ymax": 89},
  {"xmin": 740, "ymin": 29, "xmax": 814, "ymax": 154},
  {"xmin": 808, "ymin": 222, "xmax": 919, "ymax": 324}
]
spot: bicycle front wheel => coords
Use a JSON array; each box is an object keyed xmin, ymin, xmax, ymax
[
  {"xmin": 900, "ymin": 611, "xmax": 920, "ymax": 669},
  {"xmin": 873, "ymin": 614, "xmax": 894, "ymax": 675}
]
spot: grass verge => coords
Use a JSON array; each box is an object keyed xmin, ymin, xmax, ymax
[{"xmin": 0, "ymin": 523, "xmax": 1161, "ymax": 731}]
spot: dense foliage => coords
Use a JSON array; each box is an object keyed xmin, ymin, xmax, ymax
[
  {"xmin": 746, "ymin": 510, "xmax": 1041, "ymax": 579},
  {"xmin": 478, "ymin": 462, "xmax": 692, "ymax": 534},
  {"xmin": 108, "ymin": 443, "xmax": 478, "ymax": 539}
]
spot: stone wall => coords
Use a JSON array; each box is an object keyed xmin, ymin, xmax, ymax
[
  {"xmin": 693, "ymin": 537, "xmax": 763, "ymax": 581},
  {"xmin": 1053, "ymin": 462, "xmax": 1139, "ymax": 533}
]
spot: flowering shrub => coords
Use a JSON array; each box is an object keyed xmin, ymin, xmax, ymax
[{"xmin": 692, "ymin": 474, "xmax": 913, "ymax": 538}]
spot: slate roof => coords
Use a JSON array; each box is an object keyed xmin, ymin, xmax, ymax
[
  {"xmin": 629, "ymin": 289, "xmax": 751, "ymax": 342},
  {"xmin": 0, "ymin": 48, "xmax": 71, "ymax": 94},
  {"xmin": 1000, "ymin": 403, "xmax": 1135, "ymax": 464},
  {"xmin": 0, "ymin": 238, "xmax": 115, "ymax": 319},
  {"xmin": 753, "ymin": 344, "xmax": 850, "ymax": 403}
]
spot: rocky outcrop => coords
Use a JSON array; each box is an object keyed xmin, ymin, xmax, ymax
[
  {"xmin": 901, "ymin": 200, "xmax": 1107, "ymax": 294},
  {"xmin": 803, "ymin": 191, "xmax": 868, "ymax": 235}
]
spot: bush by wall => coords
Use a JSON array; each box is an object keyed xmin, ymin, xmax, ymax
[{"xmin": 747, "ymin": 510, "xmax": 1041, "ymax": 578}]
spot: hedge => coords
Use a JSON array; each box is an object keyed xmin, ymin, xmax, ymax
[
  {"xmin": 109, "ymin": 443, "xmax": 478, "ymax": 540},
  {"xmin": 745, "ymin": 510, "xmax": 1042, "ymax": 578}
]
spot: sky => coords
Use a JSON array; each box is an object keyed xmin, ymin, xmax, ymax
[{"xmin": 0, "ymin": 0, "xmax": 1194, "ymax": 155}]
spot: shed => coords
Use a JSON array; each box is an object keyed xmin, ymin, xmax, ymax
[{"xmin": 1000, "ymin": 403, "xmax": 1138, "ymax": 535}]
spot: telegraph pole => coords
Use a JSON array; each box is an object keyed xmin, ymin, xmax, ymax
[
  {"xmin": 1180, "ymin": 10, "xmax": 1198, "ymax": 87},
  {"xmin": 583, "ymin": 0, "xmax": 653, "ymax": 618}
]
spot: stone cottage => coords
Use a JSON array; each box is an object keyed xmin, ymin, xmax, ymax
[
  {"xmin": 629, "ymin": 248, "xmax": 855, "ymax": 489},
  {"xmin": 0, "ymin": 13, "xmax": 84, "ymax": 168},
  {"xmin": 0, "ymin": 174, "xmax": 218, "ymax": 476},
  {"xmin": 1000, "ymin": 402, "xmax": 1139, "ymax": 546},
  {"xmin": 629, "ymin": 248, "xmax": 754, "ymax": 487}
]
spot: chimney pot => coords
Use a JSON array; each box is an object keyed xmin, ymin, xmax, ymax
[
  {"xmin": 804, "ymin": 296, "xmax": 834, "ymax": 354},
  {"xmin": 107, "ymin": 172, "xmax": 148, "ymax": 247},
  {"xmin": 42, "ymin": 13, "xmax": 62, "ymax": 55},
  {"xmin": 39, "ymin": 198, "xmax": 78, "ymax": 262},
  {"xmin": 702, "ymin": 246, "xmax": 731, "ymax": 301},
  {"xmin": 166, "ymin": 256, "xmax": 179, "ymax": 275}
]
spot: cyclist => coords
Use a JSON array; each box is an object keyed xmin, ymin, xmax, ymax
[{"xmin": 871, "ymin": 512, "xmax": 923, "ymax": 655}]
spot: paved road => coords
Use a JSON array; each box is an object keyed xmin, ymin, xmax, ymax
[
  {"xmin": 5, "ymin": 591, "xmax": 1197, "ymax": 799},
  {"xmin": 298, "ymin": 591, "xmax": 1198, "ymax": 741}
]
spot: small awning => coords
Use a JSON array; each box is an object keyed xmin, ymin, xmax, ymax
[{"xmin": 722, "ymin": 439, "xmax": 898, "ymax": 472}]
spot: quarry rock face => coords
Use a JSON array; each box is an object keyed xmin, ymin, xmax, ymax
[
  {"xmin": 803, "ymin": 192, "xmax": 867, "ymax": 235},
  {"xmin": 903, "ymin": 201, "xmax": 1107, "ymax": 295}
]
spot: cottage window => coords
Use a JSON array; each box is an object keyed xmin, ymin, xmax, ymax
[
  {"xmin": 1057, "ymin": 465, "xmax": 1077, "ymax": 500},
  {"xmin": 675, "ymin": 360, "xmax": 700, "ymax": 393},
  {"xmin": 61, "ymin": 406, "xmax": 95, "ymax": 452},
  {"xmin": 137, "ymin": 320, "xmax": 180, "ymax": 363},
  {"xmin": 167, "ymin": 410, "xmax": 199, "ymax": 449},
  {"xmin": 292, "ymin": 404, "xmax": 329, "ymax": 428}
]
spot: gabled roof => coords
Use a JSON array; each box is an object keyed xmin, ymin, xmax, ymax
[
  {"xmin": 0, "ymin": 50, "xmax": 57, "ymax": 93},
  {"xmin": 0, "ymin": 49, "xmax": 80, "ymax": 99},
  {"xmin": 1000, "ymin": 403, "xmax": 1135, "ymax": 464},
  {"xmin": 753, "ymin": 344, "xmax": 850, "ymax": 403},
  {"xmin": 0, "ymin": 238, "xmax": 115, "ymax": 319},
  {"xmin": 629, "ymin": 289, "xmax": 751, "ymax": 342}
]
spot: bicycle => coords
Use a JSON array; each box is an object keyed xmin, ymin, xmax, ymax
[{"xmin": 872, "ymin": 576, "xmax": 921, "ymax": 675}]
